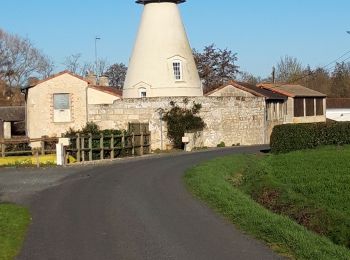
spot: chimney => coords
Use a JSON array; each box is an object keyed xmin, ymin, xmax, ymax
[
  {"xmin": 99, "ymin": 75, "xmax": 109, "ymax": 87},
  {"xmin": 85, "ymin": 71, "xmax": 97, "ymax": 85}
]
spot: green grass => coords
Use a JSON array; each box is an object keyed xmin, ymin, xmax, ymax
[
  {"xmin": 184, "ymin": 147, "xmax": 350, "ymax": 259},
  {"xmin": 240, "ymin": 146, "xmax": 350, "ymax": 248},
  {"xmin": 0, "ymin": 204, "xmax": 31, "ymax": 260}
]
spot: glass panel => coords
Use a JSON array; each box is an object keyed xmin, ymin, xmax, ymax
[
  {"xmin": 54, "ymin": 94, "xmax": 69, "ymax": 110},
  {"xmin": 173, "ymin": 61, "xmax": 182, "ymax": 80}
]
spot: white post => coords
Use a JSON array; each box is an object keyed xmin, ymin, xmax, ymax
[
  {"xmin": 3, "ymin": 122, "xmax": 11, "ymax": 139},
  {"xmin": 56, "ymin": 143, "xmax": 64, "ymax": 166},
  {"xmin": 57, "ymin": 138, "xmax": 70, "ymax": 166}
]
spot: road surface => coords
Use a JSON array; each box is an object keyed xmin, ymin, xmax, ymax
[{"xmin": 17, "ymin": 146, "xmax": 281, "ymax": 260}]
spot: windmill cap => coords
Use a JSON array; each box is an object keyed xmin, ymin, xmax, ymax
[{"xmin": 136, "ymin": 0, "xmax": 186, "ymax": 4}]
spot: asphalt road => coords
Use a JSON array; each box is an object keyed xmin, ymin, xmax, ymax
[{"xmin": 17, "ymin": 146, "xmax": 281, "ymax": 260}]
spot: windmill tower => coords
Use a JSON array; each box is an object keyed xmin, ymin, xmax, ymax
[{"xmin": 123, "ymin": 0, "xmax": 203, "ymax": 98}]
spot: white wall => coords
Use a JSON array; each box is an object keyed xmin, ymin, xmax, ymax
[
  {"xmin": 327, "ymin": 109, "xmax": 350, "ymax": 122},
  {"xmin": 88, "ymin": 88, "xmax": 120, "ymax": 105},
  {"xmin": 123, "ymin": 2, "xmax": 202, "ymax": 98}
]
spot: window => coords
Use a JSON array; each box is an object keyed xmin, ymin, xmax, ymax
[
  {"xmin": 316, "ymin": 98, "xmax": 324, "ymax": 116},
  {"xmin": 173, "ymin": 60, "xmax": 182, "ymax": 81},
  {"xmin": 294, "ymin": 98, "xmax": 304, "ymax": 117},
  {"xmin": 54, "ymin": 94, "xmax": 70, "ymax": 110},
  {"xmin": 138, "ymin": 88, "xmax": 147, "ymax": 98},
  {"xmin": 53, "ymin": 93, "xmax": 71, "ymax": 123}
]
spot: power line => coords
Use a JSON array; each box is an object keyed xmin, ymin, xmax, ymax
[
  {"xmin": 322, "ymin": 50, "xmax": 350, "ymax": 70},
  {"xmin": 287, "ymin": 50, "xmax": 350, "ymax": 84}
]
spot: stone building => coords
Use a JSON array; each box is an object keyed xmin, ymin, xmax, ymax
[
  {"xmin": 25, "ymin": 71, "xmax": 121, "ymax": 139},
  {"xmin": 258, "ymin": 83, "xmax": 327, "ymax": 124},
  {"xmin": 206, "ymin": 82, "xmax": 287, "ymax": 142}
]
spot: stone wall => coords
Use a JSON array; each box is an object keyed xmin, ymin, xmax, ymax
[
  {"xmin": 27, "ymin": 73, "xmax": 88, "ymax": 139},
  {"xmin": 88, "ymin": 96, "xmax": 266, "ymax": 150}
]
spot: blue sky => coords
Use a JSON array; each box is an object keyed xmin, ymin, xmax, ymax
[{"xmin": 1, "ymin": 0, "xmax": 350, "ymax": 78}]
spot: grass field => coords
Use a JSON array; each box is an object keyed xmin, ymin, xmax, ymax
[
  {"xmin": 0, "ymin": 204, "xmax": 30, "ymax": 260},
  {"xmin": 184, "ymin": 146, "xmax": 350, "ymax": 259}
]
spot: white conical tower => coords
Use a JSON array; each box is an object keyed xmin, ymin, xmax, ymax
[{"xmin": 123, "ymin": 0, "xmax": 203, "ymax": 98}]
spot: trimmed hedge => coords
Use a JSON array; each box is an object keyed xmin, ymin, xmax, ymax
[{"xmin": 270, "ymin": 122, "xmax": 350, "ymax": 153}]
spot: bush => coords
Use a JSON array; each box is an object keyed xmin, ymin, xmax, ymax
[
  {"xmin": 217, "ymin": 141, "xmax": 226, "ymax": 148},
  {"xmin": 63, "ymin": 122, "xmax": 127, "ymax": 160},
  {"xmin": 270, "ymin": 121, "xmax": 350, "ymax": 153},
  {"xmin": 161, "ymin": 99, "xmax": 206, "ymax": 149}
]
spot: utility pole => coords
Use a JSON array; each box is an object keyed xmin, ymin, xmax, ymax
[
  {"xmin": 272, "ymin": 66, "xmax": 276, "ymax": 84},
  {"xmin": 95, "ymin": 36, "xmax": 101, "ymax": 77}
]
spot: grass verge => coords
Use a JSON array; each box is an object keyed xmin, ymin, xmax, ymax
[
  {"xmin": 0, "ymin": 154, "xmax": 76, "ymax": 167},
  {"xmin": 184, "ymin": 151, "xmax": 350, "ymax": 259},
  {"xmin": 0, "ymin": 204, "xmax": 30, "ymax": 260}
]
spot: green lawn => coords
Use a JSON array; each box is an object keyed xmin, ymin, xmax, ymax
[
  {"xmin": 0, "ymin": 204, "xmax": 30, "ymax": 260},
  {"xmin": 184, "ymin": 146, "xmax": 350, "ymax": 259}
]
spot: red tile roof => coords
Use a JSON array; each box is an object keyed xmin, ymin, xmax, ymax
[
  {"xmin": 205, "ymin": 81, "xmax": 287, "ymax": 100},
  {"xmin": 88, "ymin": 85, "xmax": 122, "ymax": 97},
  {"xmin": 28, "ymin": 70, "xmax": 89, "ymax": 88}
]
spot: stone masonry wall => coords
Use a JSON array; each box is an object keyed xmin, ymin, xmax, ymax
[{"xmin": 88, "ymin": 96, "xmax": 266, "ymax": 150}]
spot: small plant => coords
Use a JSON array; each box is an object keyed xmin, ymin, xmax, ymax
[{"xmin": 217, "ymin": 141, "xmax": 226, "ymax": 148}]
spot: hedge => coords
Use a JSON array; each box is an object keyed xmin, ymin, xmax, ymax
[{"xmin": 270, "ymin": 122, "xmax": 350, "ymax": 153}]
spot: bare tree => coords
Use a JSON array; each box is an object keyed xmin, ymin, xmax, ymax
[
  {"xmin": 96, "ymin": 58, "xmax": 109, "ymax": 77},
  {"xmin": 239, "ymin": 71, "xmax": 262, "ymax": 85},
  {"xmin": 105, "ymin": 63, "xmax": 127, "ymax": 88},
  {"xmin": 0, "ymin": 28, "xmax": 54, "ymax": 87},
  {"xmin": 193, "ymin": 44, "xmax": 239, "ymax": 92},
  {"xmin": 63, "ymin": 53, "xmax": 82, "ymax": 75},
  {"xmin": 275, "ymin": 55, "xmax": 304, "ymax": 83},
  {"xmin": 63, "ymin": 54, "xmax": 108, "ymax": 77}
]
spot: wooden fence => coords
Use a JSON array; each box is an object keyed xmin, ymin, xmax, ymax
[
  {"xmin": 0, "ymin": 137, "xmax": 58, "ymax": 157},
  {"xmin": 0, "ymin": 132, "xmax": 151, "ymax": 163},
  {"xmin": 66, "ymin": 132, "xmax": 151, "ymax": 163}
]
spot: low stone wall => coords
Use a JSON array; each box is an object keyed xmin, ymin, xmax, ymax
[{"xmin": 88, "ymin": 96, "xmax": 266, "ymax": 150}]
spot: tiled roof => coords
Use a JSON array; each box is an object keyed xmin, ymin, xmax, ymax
[
  {"xmin": 0, "ymin": 106, "xmax": 25, "ymax": 121},
  {"xmin": 24, "ymin": 70, "xmax": 89, "ymax": 89},
  {"xmin": 205, "ymin": 81, "xmax": 287, "ymax": 100},
  {"xmin": 258, "ymin": 83, "xmax": 326, "ymax": 98},
  {"xmin": 89, "ymin": 85, "xmax": 122, "ymax": 97}
]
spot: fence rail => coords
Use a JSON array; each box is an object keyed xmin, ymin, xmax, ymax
[
  {"xmin": 0, "ymin": 132, "xmax": 151, "ymax": 163},
  {"xmin": 65, "ymin": 132, "xmax": 151, "ymax": 163},
  {"xmin": 0, "ymin": 137, "xmax": 58, "ymax": 157}
]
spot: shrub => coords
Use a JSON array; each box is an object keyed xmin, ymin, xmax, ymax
[
  {"xmin": 217, "ymin": 141, "xmax": 226, "ymax": 148},
  {"xmin": 270, "ymin": 121, "xmax": 350, "ymax": 153},
  {"xmin": 63, "ymin": 122, "xmax": 126, "ymax": 160},
  {"xmin": 161, "ymin": 99, "xmax": 206, "ymax": 149}
]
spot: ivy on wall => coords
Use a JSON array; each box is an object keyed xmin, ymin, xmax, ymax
[{"xmin": 160, "ymin": 99, "xmax": 206, "ymax": 149}]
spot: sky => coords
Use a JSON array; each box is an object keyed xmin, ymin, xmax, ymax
[{"xmin": 1, "ymin": 0, "xmax": 350, "ymax": 78}]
